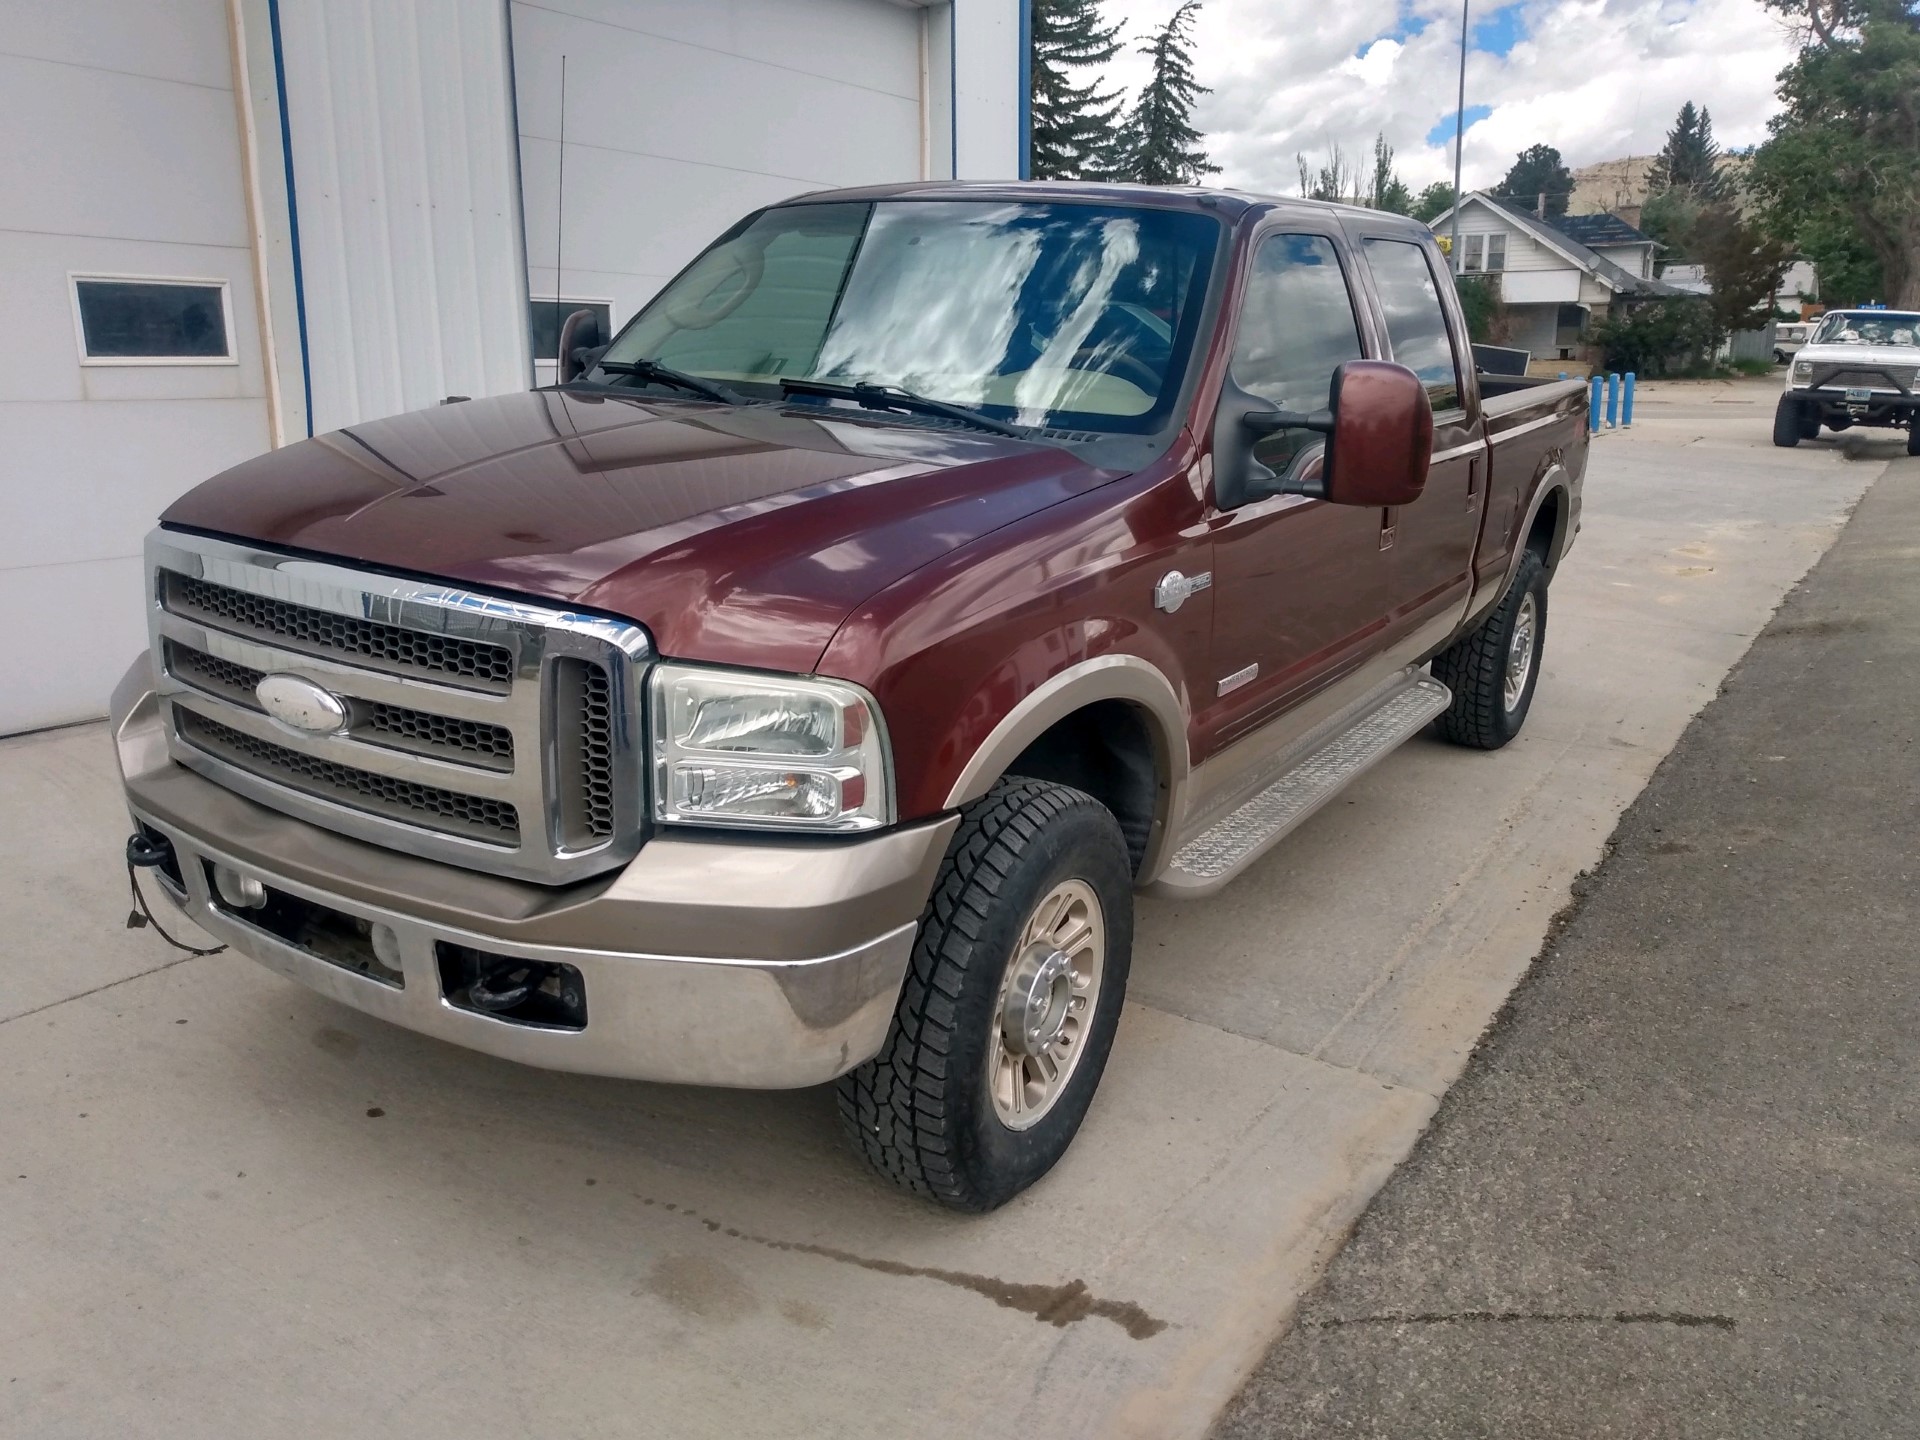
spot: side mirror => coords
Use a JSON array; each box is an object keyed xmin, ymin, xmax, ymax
[
  {"xmin": 556, "ymin": 308, "xmax": 605, "ymax": 384},
  {"xmin": 1215, "ymin": 359, "xmax": 1433, "ymax": 510}
]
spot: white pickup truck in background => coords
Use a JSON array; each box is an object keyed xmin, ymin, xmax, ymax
[{"xmin": 1773, "ymin": 308, "xmax": 1920, "ymax": 454}]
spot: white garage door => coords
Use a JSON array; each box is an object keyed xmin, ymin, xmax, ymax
[
  {"xmin": 0, "ymin": 0, "xmax": 271, "ymax": 734},
  {"xmin": 512, "ymin": 0, "xmax": 926, "ymax": 375}
]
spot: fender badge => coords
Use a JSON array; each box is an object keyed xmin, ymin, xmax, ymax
[{"xmin": 1154, "ymin": 569, "xmax": 1212, "ymax": 614}]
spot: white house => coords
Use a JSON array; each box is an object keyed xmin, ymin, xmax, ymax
[
  {"xmin": 1430, "ymin": 193, "xmax": 1680, "ymax": 360},
  {"xmin": 0, "ymin": 0, "xmax": 1024, "ymax": 735}
]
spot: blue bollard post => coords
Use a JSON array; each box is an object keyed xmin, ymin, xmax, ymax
[
  {"xmin": 1558, "ymin": 371, "xmax": 1568, "ymax": 380},
  {"xmin": 1589, "ymin": 375, "xmax": 1603, "ymax": 432},
  {"xmin": 1622, "ymin": 372, "xmax": 1636, "ymax": 428},
  {"xmin": 1606, "ymin": 372, "xmax": 1620, "ymax": 428}
]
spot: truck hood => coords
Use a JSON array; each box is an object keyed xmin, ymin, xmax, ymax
[
  {"xmin": 1796, "ymin": 342, "xmax": 1920, "ymax": 370},
  {"xmin": 163, "ymin": 389, "xmax": 1113, "ymax": 674}
]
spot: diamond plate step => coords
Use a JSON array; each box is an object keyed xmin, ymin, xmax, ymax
[{"xmin": 1161, "ymin": 675, "xmax": 1452, "ymax": 893}]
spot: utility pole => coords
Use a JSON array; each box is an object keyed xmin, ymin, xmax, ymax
[{"xmin": 1448, "ymin": 0, "xmax": 1468, "ymax": 274}]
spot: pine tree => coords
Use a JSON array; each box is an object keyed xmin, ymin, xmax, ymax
[
  {"xmin": 1498, "ymin": 144, "xmax": 1574, "ymax": 218},
  {"xmin": 1648, "ymin": 102, "xmax": 1723, "ymax": 198},
  {"xmin": 1030, "ymin": 0, "xmax": 1127, "ymax": 180},
  {"xmin": 1119, "ymin": 1, "xmax": 1219, "ymax": 185}
]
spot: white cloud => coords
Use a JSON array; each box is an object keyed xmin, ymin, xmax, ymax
[{"xmin": 1098, "ymin": 0, "xmax": 1798, "ymax": 195}]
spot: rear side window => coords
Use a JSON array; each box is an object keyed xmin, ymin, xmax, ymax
[{"xmin": 1362, "ymin": 238, "xmax": 1461, "ymax": 411}]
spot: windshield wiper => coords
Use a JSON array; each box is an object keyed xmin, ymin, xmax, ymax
[
  {"xmin": 779, "ymin": 377, "xmax": 1026, "ymax": 438},
  {"xmin": 593, "ymin": 358, "xmax": 745, "ymax": 406}
]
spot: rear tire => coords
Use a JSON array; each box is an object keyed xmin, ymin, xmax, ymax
[
  {"xmin": 837, "ymin": 777, "xmax": 1133, "ymax": 1212},
  {"xmin": 1772, "ymin": 398, "xmax": 1803, "ymax": 447},
  {"xmin": 1432, "ymin": 549, "xmax": 1547, "ymax": 751},
  {"xmin": 1908, "ymin": 423, "xmax": 1920, "ymax": 457}
]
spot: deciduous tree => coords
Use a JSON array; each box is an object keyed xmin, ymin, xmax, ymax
[
  {"xmin": 1366, "ymin": 132, "xmax": 1414, "ymax": 214},
  {"xmin": 1750, "ymin": 0, "xmax": 1920, "ymax": 306},
  {"xmin": 1412, "ymin": 181, "xmax": 1458, "ymax": 224},
  {"xmin": 1498, "ymin": 144, "xmax": 1573, "ymax": 219}
]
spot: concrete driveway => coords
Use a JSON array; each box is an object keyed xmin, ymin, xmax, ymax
[{"xmin": 0, "ymin": 379, "xmax": 1888, "ymax": 1439}]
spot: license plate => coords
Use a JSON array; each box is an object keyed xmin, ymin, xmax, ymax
[{"xmin": 1846, "ymin": 387, "xmax": 1873, "ymax": 402}]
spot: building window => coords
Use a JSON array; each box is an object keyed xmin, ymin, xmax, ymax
[
  {"xmin": 530, "ymin": 298, "xmax": 613, "ymax": 367},
  {"xmin": 70, "ymin": 276, "xmax": 235, "ymax": 365},
  {"xmin": 1463, "ymin": 235, "xmax": 1485, "ymax": 273},
  {"xmin": 1485, "ymin": 234, "xmax": 1507, "ymax": 272}
]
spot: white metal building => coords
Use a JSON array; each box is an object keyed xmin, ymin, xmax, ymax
[{"xmin": 0, "ymin": 0, "xmax": 1025, "ymax": 734}]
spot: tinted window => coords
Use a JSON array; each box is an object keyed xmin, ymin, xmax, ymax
[
  {"xmin": 1363, "ymin": 238, "xmax": 1462, "ymax": 410},
  {"xmin": 74, "ymin": 278, "xmax": 229, "ymax": 360},
  {"xmin": 601, "ymin": 200, "xmax": 1221, "ymax": 435},
  {"xmin": 1229, "ymin": 233, "xmax": 1365, "ymax": 480},
  {"xmin": 531, "ymin": 299, "xmax": 612, "ymax": 366}
]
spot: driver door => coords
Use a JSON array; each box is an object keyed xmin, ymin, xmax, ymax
[{"xmin": 1198, "ymin": 228, "xmax": 1394, "ymax": 757}]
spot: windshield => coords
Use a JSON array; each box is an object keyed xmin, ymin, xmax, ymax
[
  {"xmin": 594, "ymin": 200, "xmax": 1222, "ymax": 434},
  {"xmin": 1811, "ymin": 312, "xmax": 1920, "ymax": 347}
]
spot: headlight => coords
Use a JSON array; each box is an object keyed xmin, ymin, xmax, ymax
[
  {"xmin": 1791, "ymin": 360, "xmax": 1814, "ymax": 384},
  {"xmin": 650, "ymin": 663, "xmax": 891, "ymax": 831}
]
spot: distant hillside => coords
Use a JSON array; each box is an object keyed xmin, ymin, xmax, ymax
[{"xmin": 1570, "ymin": 152, "xmax": 1755, "ymax": 225}]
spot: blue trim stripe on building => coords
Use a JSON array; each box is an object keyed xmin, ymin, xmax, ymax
[
  {"xmin": 1018, "ymin": 0, "xmax": 1032, "ymax": 180},
  {"xmin": 266, "ymin": 0, "xmax": 314, "ymax": 438}
]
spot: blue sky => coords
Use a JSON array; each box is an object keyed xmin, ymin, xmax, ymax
[
  {"xmin": 1104, "ymin": 0, "xmax": 1795, "ymax": 194},
  {"xmin": 1426, "ymin": 104, "xmax": 1494, "ymax": 149}
]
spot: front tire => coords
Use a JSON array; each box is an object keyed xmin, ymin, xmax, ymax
[
  {"xmin": 1431, "ymin": 549, "xmax": 1548, "ymax": 750},
  {"xmin": 837, "ymin": 777, "xmax": 1134, "ymax": 1212},
  {"xmin": 1773, "ymin": 397, "xmax": 1803, "ymax": 447},
  {"xmin": 1908, "ymin": 422, "xmax": 1920, "ymax": 457}
]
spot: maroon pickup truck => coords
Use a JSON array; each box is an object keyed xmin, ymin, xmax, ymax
[{"xmin": 113, "ymin": 182, "xmax": 1586, "ymax": 1210}]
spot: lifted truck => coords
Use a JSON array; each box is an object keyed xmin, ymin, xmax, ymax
[
  {"xmin": 115, "ymin": 182, "xmax": 1587, "ymax": 1210},
  {"xmin": 1774, "ymin": 307, "xmax": 1920, "ymax": 454}
]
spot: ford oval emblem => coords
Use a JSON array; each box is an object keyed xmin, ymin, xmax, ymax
[{"xmin": 256, "ymin": 673, "xmax": 349, "ymax": 736}]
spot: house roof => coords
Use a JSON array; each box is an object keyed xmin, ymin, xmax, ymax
[
  {"xmin": 1551, "ymin": 212, "xmax": 1658, "ymax": 249},
  {"xmin": 1430, "ymin": 193, "xmax": 1683, "ymax": 299}
]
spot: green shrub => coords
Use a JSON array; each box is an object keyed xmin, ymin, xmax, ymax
[{"xmin": 1590, "ymin": 296, "xmax": 1718, "ymax": 377}]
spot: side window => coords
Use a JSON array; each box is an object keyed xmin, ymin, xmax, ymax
[
  {"xmin": 1230, "ymin": 233, "xmax": 1365, "ymax": 480},
  {"xmin": 1362, "ymin": 238, "xmax": 1462, "ymax": 411}
]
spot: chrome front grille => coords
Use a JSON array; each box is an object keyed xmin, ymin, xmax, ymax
[
  {"xmin": 179, "ymin": 710, "xmax": 522, "ymax": 843},
  {"xmin": 166, "ymin": 639, "xmax": 517, "ymax": 770},
  {"xmin": 146, "ymin": 531, "xmax": 651, "ymax": 883},
  {"xmin": 164, "ymin": 570, "xmax": 517, "ymax": 687},
  {"xmin": 1813, "ymin": 364, "xmax": 1918, "ymax": 393}
]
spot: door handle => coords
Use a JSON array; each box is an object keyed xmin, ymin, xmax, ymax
[
  {"xmin": 1379, "ymin": 506, "xmax": 1397, "ymax": 551},
  {"xmin": 1467, "ymin": 457, "xmax": 1480, "ymax": 510}
]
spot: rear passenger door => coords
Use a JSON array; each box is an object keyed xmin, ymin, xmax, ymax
[
  {"xmin": 1348, "ymin": 228, "xmax": 1486, "ymax": 653},
  {"xmin": 1201, "ymin": 228, "xmax": 1391, "ymax": 752}
]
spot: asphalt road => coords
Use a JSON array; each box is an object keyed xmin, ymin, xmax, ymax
[
  {"xmin": 1213, "ymin": 460, "xmax": 1920, "ymax": 1438},
  {"xmin": 0, "ymin": 379, "xmax": 1895, "ymax": 1439}
]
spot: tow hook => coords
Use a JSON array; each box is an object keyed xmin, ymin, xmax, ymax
[
  {"xmin": 467, "ymin": 961, "xmax": 543, "ymax": 1013},
  {"xmin": 126, "ymin": 831, "xmax": 174, "ymax": 869}
]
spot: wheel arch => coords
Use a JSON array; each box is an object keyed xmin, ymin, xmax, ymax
[{"xmin": 942, "ymin": 655, "xmax": 1190, "ymax": 882}]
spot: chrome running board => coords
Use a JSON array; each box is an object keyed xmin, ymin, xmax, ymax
[{"xmin": 1153, "ymin": 673, "xmax": 1452, "ymax": 896}]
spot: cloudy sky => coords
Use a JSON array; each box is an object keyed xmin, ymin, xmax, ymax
[{"xmin": 1100, "ymin": 0, "xmax": 1799, "ymax": 194}]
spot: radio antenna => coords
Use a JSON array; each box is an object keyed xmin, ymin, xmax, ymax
[{"xmin": 554, "ymin": 54, "xmax": 568, "ymax": 368}]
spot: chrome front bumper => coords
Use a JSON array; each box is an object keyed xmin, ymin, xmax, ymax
[{"xmin": 113, "ymin": 662, "xmax": 955, "ymax": 1088}]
